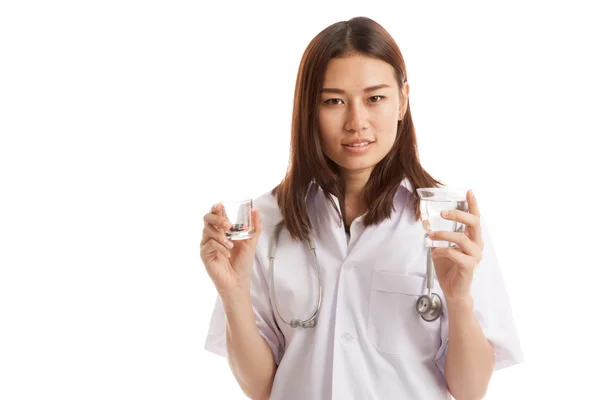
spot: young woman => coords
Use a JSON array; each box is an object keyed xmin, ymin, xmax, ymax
[{"xmin": 201, "ymin": 16, "xmax": 522, "ymax": 400}]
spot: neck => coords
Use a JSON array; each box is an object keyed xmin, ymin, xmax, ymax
[{"xmin": 340, "ymin": 167, "xmax": 372, "ymax": 226}]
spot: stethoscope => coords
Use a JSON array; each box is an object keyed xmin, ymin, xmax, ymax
[
  {"xmin": 415, "ymin": 248, "xmax": 443, "ymax": 322},
  {"xmin": 267, "ymin": 221, "xmax": 442, "ymax": 329}
]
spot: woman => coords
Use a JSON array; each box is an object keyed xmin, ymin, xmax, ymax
[{"xmin": 201, "ymin": 16, "xmax": 522, "ymax": 400}]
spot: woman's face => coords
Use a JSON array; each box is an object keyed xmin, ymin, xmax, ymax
[{"xmin": 318, "ymin": 53, "xmax": 409, "ymax": 175}]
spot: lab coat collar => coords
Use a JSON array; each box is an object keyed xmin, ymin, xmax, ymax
[
  {"xmin": 399, "ymin": 177, "xmax": 414, "ymax": 194},
  {"xmin": 306, "ymin": 176, "xmax": 413, "ymax": 226},
  {"xmin": 306, "ymin": 176, "xmax": 413, "ymax": 200},
  {"xmin": 305, "ymin": 176, "xmax": 414, "ymax": 260}
]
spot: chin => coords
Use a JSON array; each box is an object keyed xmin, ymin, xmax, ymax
[{"xmin": 338, "ymin": 159, "xmax": 379, "ymax": 172}]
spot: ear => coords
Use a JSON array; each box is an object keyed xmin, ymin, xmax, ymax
[{"xmin": 398, "ymin": 82, "xmax": 410, "ymax": 120}]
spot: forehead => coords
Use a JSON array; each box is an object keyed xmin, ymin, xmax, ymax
[{"xmin": 322, "ymin": 53, "xmax": 398, "ymax": 88}]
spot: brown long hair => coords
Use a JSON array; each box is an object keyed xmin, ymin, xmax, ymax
[{"xmin": 272, "ymin": 16, "xmax": 445, "ymax": 242}]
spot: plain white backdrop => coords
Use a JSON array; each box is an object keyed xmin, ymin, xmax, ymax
[{"xmin": 1, "ymin": 1, "xmax": 598, "ymax": 399}]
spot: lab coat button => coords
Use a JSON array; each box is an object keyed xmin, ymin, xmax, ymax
[
  {"xmin": 342, "ymin": 332, "xmax": 354, "ymax": 343},
  {"xmin": 343, "ymin": 261, "xmax": 355, "ymax": 268}
]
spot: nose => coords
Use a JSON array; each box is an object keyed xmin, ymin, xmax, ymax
[{"xmin": 344, "ymin": 102, "xmax": 369, "ymax": 133}]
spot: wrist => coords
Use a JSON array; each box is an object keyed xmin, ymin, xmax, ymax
[
  {"xmin": 219, "ymin": 284, "xmax": 252, "ymax": 312},
  {"xmin": 446, "ymin": 295, "xmax": 475, "ymax": 321},
  {"xmin": 445, "ymin": 294, "xmax": 473, "ymax": 308}
]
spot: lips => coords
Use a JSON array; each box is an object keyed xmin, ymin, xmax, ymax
[
  {"xmin": 342, "ymin": 141, "xmax": 374, "ymax": 154},
  {"xmin": 342, "ymin": 140, "xmax": 375, "ymax": 147},
  {"xmin": 343, "ymin": 143, "xmax": 371, "ymax": 148}
]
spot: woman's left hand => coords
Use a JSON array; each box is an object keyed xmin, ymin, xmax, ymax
[{"xmin": 426, "ymin": 189, "xmax": 484, "ymax": 301}]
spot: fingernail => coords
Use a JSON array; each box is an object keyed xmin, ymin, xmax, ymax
[
  {"xmin": 226, "ymin": 240, "xmax": 234, "ymax": 249},
  {"xmin": 426, "ymin": 230, "xmax": 433, "ymax": 237},
  {"xmin": 441, "ymin": 210, "xmax": 449, "ymax": 217}
]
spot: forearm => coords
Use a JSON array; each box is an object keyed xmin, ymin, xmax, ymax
[
  {"xmin": 444, "ymin": 296, "xmax": 495, "ymax": 400},
  {"xmin": 222, "ymin": 289, "xmax": 276, "ymax": 400}
]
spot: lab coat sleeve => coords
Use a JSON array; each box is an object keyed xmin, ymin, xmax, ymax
[
  {"xmin": 204, "ymin": 255, "xmax": 286, "ymax": 366},
  {"xmin": 433, "ymin": 215, "xmax": 524, "ymax": 377}
]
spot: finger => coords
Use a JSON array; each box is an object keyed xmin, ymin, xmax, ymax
[
  {"xmin": 427, "ymin": 230, "xmax": 481, "ymax": 258},
  {"xmin": 211, "ymin": 202, "xmax": 234, "ymax": 223},
  {"xmin": 200, "ymin": 237, "xmax": 232, "ymax": 259},
  {"xmin": 465, "ymin": 189, "xmax": 484, "ymax": 245},
  {"xmin": 210, "ymin": 203, "xmax": 230, "ymax": 222},
  {"xmin": 201, "ymin": 223, "xmax": 234, "ymax": 249},
  {"xmin": 431, "ymin": 247, "xmax": 479, "ymax": 270},
  {"xmin": 441, "ymin": 206, "xmax": 481, "ymax": 242},
  {"xmin": 440, "ymin": 208, "xmax": 479, "ymax": 227},
  {"xmin": 204, "ymin": 210, "xmax": 232, "ymax": 230},
  {"xmin": 466, "ymin": 189, "xmax": 480, "ymax": 217},
  {"xmin": 252, "ymin": 209, "xmax": 262, "ymax": 236}
]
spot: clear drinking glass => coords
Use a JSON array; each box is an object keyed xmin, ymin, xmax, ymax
[
  {"xmin": 221, "ymin": 199, "xmax": 255, "ymax": 241},
  {"xmin": 416, "ymin": 187, "xmax": 469, "ymax": 248}
]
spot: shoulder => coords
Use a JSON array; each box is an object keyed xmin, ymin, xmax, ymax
[
  {"xmin": 253, "ymin": 187, "xmax": 282, "ymax": 228},
  {"xmin": 253, "ymin": 181, "xmax": 319, "ymax": 227}
]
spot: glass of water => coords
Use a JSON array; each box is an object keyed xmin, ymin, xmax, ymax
[
  {"xmin": 416, "ymin": 187, "xmax": 469, "ymax": 248},
  {"xmin": 221, "ymin": 199, "xmax": 255, "ymax": 241}
]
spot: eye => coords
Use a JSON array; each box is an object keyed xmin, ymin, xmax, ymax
[
  {"xmin": 324, "ymin": 98, "xmax": 344, "ymax": 105},
  {"xmin": 368, "ymin": 95, "xmax": 385, "ymax": 102}
]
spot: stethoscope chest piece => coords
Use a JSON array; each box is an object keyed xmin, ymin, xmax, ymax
[
  {"xmin": 416, "ymin": 292, "xmax": 443, "ymax": 322},
  {"xmin": 414, "ymin": 246, "xmax": 444, "ymax": 322}
]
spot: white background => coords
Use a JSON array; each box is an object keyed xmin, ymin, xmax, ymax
[{"xmin": 1, "ymin": 1, "xmax": 598, "ymax": 399}]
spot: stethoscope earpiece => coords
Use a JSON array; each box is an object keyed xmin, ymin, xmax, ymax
[{"xmin": 290, "ymin": 318, "xmax": 317, "ymax": 328}]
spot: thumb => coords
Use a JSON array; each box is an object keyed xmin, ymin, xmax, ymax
[{"xmin": 249, "ymin": 209, "xmax": 263, "ymax": 245}]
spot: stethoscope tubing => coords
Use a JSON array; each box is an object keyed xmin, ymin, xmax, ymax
[
  {"xmin": 268, "ymin": 221, "xmax": 442, "ymax": 328},
  {"xmin": 269, "ymin": 221, "xmax": 323, "ymax": 328}
]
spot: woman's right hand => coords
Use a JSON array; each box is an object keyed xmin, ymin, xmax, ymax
[{"xmin": 200, "ymin": 203, "xmax": 263, "ymax": 297}]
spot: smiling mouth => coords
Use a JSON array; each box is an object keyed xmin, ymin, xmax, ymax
[{"xmin": 343, "ymin": 141, "xmax": 374, "ymax": 147}]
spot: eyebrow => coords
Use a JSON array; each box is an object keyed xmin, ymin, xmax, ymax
[{"xmin": 321, "ymin": 84, "xmax": 391, "ymax": 94}]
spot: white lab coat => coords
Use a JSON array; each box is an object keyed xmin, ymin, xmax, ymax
[{"xmin": 205, "ymin": 178, "xmax": 523, "ymax": 399}]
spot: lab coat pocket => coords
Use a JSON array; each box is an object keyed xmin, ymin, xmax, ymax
[{"xmin": 367, "ymin": 271, "xmax": 443, "ymax": 358}]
